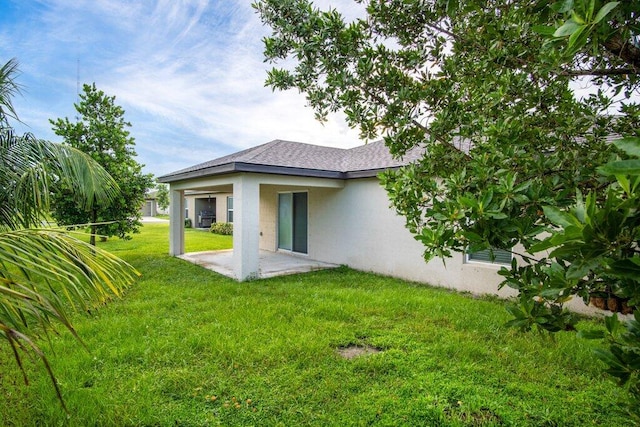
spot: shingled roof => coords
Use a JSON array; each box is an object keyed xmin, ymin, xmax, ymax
[{"xmin": 158, "ymin": 139, "xmax": 423, "ymax": 183}]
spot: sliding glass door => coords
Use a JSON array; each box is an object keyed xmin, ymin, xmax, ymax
[
  {"xmin": 278, "ymin": 193, "xmax": 293, "ymax": 251},
  {"xmin": 278, "ymin": 192, "xmax": 307, "ymax": 254}
]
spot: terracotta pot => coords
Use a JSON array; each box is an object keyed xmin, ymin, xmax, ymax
[
  {"xmin": 590, "ymin": 296, "xmax": 607, "ymax": 310},
  {"xmin": 621, "ymin": 300, "xmax": 635, "ymax": 315},
  {"xmin": 607, "ymin": 297, "xmax": 620, "ymax": 313}
]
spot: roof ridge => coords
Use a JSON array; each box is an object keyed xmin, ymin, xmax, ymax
[
  {"xmin": 339, "ymin": 140, "xmax": 385, "ymax": 172},
  {"xmin": 241, "ymin": 139, "xmax": 284, "ymax": 163},
  {"xmin": 245, "ymin": 139, "xmax": 345, "ymax": 163}
]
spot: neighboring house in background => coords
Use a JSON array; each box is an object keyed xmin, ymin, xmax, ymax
[
  {"xmin": 158, "ymin": 139, "xmax": 594, "ymax": 313},
  {"xmin": 140, "ymin": 190, "xmax": 170, "ymax": 217},
  {"xmin": 140, "ymin": 190, "xmax": 158, "ymax": 217}
]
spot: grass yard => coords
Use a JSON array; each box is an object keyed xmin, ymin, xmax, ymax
[{"xmin": 0, "ymin": 223, "xmax": 630, "ymax": 426}]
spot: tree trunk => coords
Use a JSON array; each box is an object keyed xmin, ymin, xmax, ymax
[{"xmin": 90, "ymin": 208, "xmax": 97, "ymax": 246}]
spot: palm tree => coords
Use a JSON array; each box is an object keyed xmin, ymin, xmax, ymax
[{"xmin": 0, "ymin": 58, "xmax": 138, "ymax": 408}]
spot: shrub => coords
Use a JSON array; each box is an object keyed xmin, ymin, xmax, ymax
[
  {"xmin": 210, "ymin": 222, "xmax": 233, "ymax": 235},
  {"xmin": 184, "ymin": 218, "xmax": 192, "ymax": 228}
]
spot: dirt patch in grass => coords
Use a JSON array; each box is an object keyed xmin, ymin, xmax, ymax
[{"xmin": 336, "ymin": 344, "xmax": 382, "ymax": 359}]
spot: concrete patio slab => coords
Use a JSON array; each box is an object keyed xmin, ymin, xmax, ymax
[{"xmin": 178, "ymin": 250, "xmax": 339, "ymax": 280}]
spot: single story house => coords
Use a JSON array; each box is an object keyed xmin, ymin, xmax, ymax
[
  {"xmin": 140, "ymin": 190, "xmax": 166, "ymax": 217},
  {"xmin": 158, "ymin": 139, "xmax": 594, "ymax": 313},
  {"xmin": 140, "ymin": 196, "xmax": 158, "ymax": 217}
]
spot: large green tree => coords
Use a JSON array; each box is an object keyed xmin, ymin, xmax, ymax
[
  {"xmin": 254, "ymin": 0, "xmax": 640, "ymax": 416},
  {"xmin": 50, "ymin": 83, "xmax": 153, "ymax": 245},
  {"xmin": 0, "ymin": 59, "xmax": 138, "ymax": 407},
  {"xmin": 155, "ymin": 182, "xmax": 170, "ymax": 212}
]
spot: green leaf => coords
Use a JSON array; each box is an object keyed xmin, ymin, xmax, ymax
[
  {"xmin": 585, "ymin": 0, "xmax": 596, "ymax": 20},
  {"xmin": 506, "ymin": 304, "xmax": 525, "ymax": 319},
  {"xmin": 616, "ymin": 174, "xmax": 631, "ymax": 194},
  {"xmin": 554, "ymin": 20, "xmax": 581, "ymax": 37},
  {"xmin": 505, "ymin": 318, "xmax": 531, "ymax": 330},
  {"xmin": 487, "ymin": 211, "xmax": 508, "ymax": 219},
  {"xmin": 530, "ymin": 238, "xmax": 557, "ymax": 253},
  {"xmin": 604, "ymin": 314, "xmax": 623, "ymax": 335},
  {"xmin": 567, "ymin": 24, "xmax": 588, "ymax": 49},
  {"xmin": 609, "ymin": 258, "xmax": 640, "ymax": 280},
  {"xmin": 462, "ymin": 231, "xmax": 483, "ymax": 242},
  {"xmin": 481, "ymin": 189, "xmax": 493, "ymax": 208},
  {"xmin": 594, "ymin": 349, "xmax": 631, "ymax": 384},
  {"xmin": 458, "ymin": 196, "xmax": 478, "ymax": 209},
  {"xmin": 577, "ymin": 329, "xmax": 605, "ymax": 339},
  {"xmin": 613, "ymin": 137, "xmax": 640, "ymax": 158},
  {"xmin": 540, "ymin": 288, "xmax": 562, "ymax": 298},
  {"xmin": 566, "ymin": 258, "xmax": 601, "ymax": 280},
  {"xmin": 543, "ymin": 206, "xmax": 580, "ymax": 227},
  {"xmin": 598, "ymin": 160, "xmax": 640, "ymax": 176},
  {"xmin": 593, "ymin": 2, "xmax": 620, "ymax": 24},
  {"xmin": 551, "ymin": 0, "xmax": 574, "ymax": 13},
  {"xmin": 570, "ymin": 11, "xmax": 585, "ymax": 25},
  {"xmin": 532, "ymin": 25, "xmax": 556, "ymax": 36}
]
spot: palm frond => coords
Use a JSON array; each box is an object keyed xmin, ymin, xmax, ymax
[
  {"xmin": 0, "ymin": 229, "xmax": 138, "ymax": 320},
  {"xmin": 0, "ymin": 58, "xmax": 22, "ymax": 122},
  {"xmin": 0, "ymin": 125, "xmax": 120, "ymax": 229},
  {"xmin": 0, "ymin": 228, "xmax": 139, "ymax": 408},
  {"xmin": 45, "ymin": 142, "xmax": 121, "ymax": 210}
]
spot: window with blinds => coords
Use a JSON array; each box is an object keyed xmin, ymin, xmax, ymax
[{"xmin": 466, "ymin": 248, "xmax": 512, "ymax": 265}]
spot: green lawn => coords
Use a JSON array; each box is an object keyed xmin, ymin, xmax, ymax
[{"xmin": 0, "ymin": 223, "xmax": 629, "ymax": 426}]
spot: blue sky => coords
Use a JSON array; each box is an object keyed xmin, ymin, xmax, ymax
[{"xmin": 0, "ymin": 0, "xmax": 364, "ymax": 177}]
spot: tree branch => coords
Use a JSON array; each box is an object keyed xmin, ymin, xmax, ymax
[
  {"xmin": 603, "ymin": 33, "xmax": 640, "ymax": 69},
  {"xmin": 560, "ymin": 67, "xmax": 639, "ymax": 77},
  {"xmin": 360, "ymin": 85, "xmax": 472, "ymax": 160}
]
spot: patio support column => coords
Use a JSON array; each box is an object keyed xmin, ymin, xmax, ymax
[
  {"xmin": 169, "ymin": 188, "xmax": 185, "ymax": 256},
  {"xmin": 233, "ymin": 175, "xmax": 260, "ymax": 281}
]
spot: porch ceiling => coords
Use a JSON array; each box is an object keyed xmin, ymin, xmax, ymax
[{"xmin": 186, "ymin": 185, "xmax": 233, "ymax": 193}]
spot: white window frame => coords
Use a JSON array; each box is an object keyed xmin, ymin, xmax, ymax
[{"xmin": 226, "ymin": 196, "xmax": 233, "ymax": 223}]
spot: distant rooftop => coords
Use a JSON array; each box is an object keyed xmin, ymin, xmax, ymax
[{"xmin": 158, "ymin": 139, "xmax": 424, "ymax": 182}]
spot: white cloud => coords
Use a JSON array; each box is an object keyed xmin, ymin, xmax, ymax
[{"xmin": 2, "ymin": 0, "xmax": 367, "ymax": 176}]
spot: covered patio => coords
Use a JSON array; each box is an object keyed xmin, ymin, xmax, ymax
[
  {"xmin": 162, "ymin": 174, "xmax": 344, "ymax": 281},
  {"xmin": 179, "ymin": 249, "xmax": 339, "ymax": 279},
  {"xmin": 159, "ymin": 152, "xmax": 346, "ymax": 280}
]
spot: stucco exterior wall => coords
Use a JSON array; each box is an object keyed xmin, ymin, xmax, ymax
[
  {"xmin": 304, "ymin": 178, "xmax": 515, "ymax": 297},
  {"xmin": 259, "ymin": 185, "xmax": 278, "ymax": 251},
  {"xmin": 216, "ymin": 194, "xmax": 232, "ymax": 224},
  {"xmin": 254, "ymin": 179, "xmax": 509, "ymax": 296}
]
